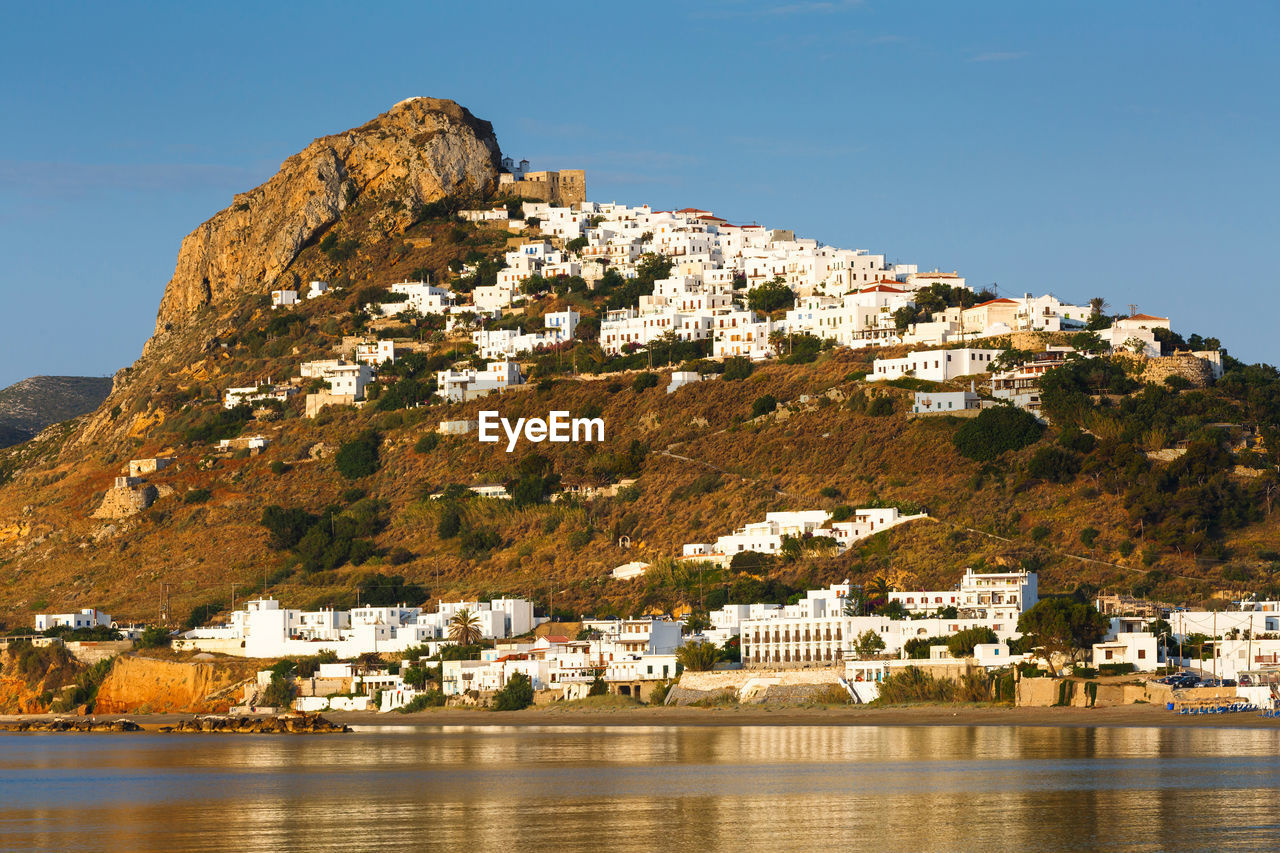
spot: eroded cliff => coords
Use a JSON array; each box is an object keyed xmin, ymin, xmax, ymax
[{"xmin": 150, "ymin": 97, "xmax": 501, "ymax": 343}]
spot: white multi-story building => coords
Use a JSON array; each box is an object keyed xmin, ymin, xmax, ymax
[
  {"xmin": 179, "ymin": 596, "xmax": 539, "ymax": 659},
  {"xmin": 354, "ymin": 339, "xmax": 396, "ymax": 367},
  {"xmin": 472, "ymin": 310, "xmax": 579, "ymax": 359},
  {"xmin": 683, "ymin": 507, "xmax": 926, "ymax": 564},
  {"xmin": 436, "ymin": 361, "xmax": 523, "ymax": 402},
  {"xmin": 869, "ymin": 347, "xmax": 1003, "ymax": 382},
  {"xmin": 737, "ymin": 570, "xmax": 1038, "ymax": 669},
  {"xmin": 300, "ymin": 360, "xmax": 373, "ymax": 399},
  {"xmin": 376, "ymin": 280, "xmax": 455, "ymax": 317},
  {"xmin": 223, "ymin": 383, "xmax": 297, "ymax": 410}
]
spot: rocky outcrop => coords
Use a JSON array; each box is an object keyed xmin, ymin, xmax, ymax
[
  {"xmin": 150, "ymin": 97, "xmax": 501, "ymax": 343},
  {"xmin": 93, "ymin": 656, "xmax": 242, "ymax": 713}
]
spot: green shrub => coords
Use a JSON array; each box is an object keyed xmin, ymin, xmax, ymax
[
  {"xmin": 269, "ymin": 460, "xmax": 290, "ymax": 475},
  {"xmin": 491, "ymin": 672, "xmax": 534, "ymax": 711},
  {"xmin": 722, "ymin": 357, "xmax": 753, "ymax": 380},
  {"xmin": 1026, "ymin": 446, "xmax": 1081, "ymax": 484},
  {"xmin": 866, "ymin": 395, "xmax": 894, "ymax": 417},
  {"xmin": 1080, "ymin": 527, "xmax": 1100, "ymax": 547},
  {"xmin": 953, "ymin": 406, "xmax": 1045, "ymax": 461},
  {"xmin": 632, "ymin": 372, "xmax": 660, "ymax": 392},
  {"xmin": 1097, "ymin": 663, "xmax": 1135, "ymax": 676},
  {"xmin": 135, "ymin": 626, "xmax": 171, "ymax": 649},
  {"xmin": 398, "ymin": 691, "xmax": 446, "ymax": 712},
  {"xmin": 751, "ymin": 395, "xmax": 777, "ymax": 418},
  {"xmin": 183, "ymin": 488, "xmax": 212, "ymax": 504},
  {"xmin": 335, "ymin": 431, "xmax": 380, "ymax": 479},
  {"xmin": 414, "ymin": 433, "xmax": 440, "ymax": 454}
]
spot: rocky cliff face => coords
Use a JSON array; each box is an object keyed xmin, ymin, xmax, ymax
[{"xmin": 150, "ymin": 97, "xmax": 501, "ymax": 342}]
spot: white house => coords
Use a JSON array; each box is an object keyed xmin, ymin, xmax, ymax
[
  {"xmin": 271, "ymin": 289, "xmax": 298, "ymax": 309},
  {"xmin": 870, "ymin": 347, "xmax": 1004, "ymax": 382},
  {"xmin": 306, "ymin": 281, "xmax": 329, "ymax": 300},
  {"xmin": 223, "ymin": 383, "xmax": 297, "ymax": 410},
  {"xmin": 34, "ymin": 609, "xmax": 112, "ymax": 632},
  {"xmin": 912, "ymin": 388, "xmax": 980, "ymax": 414},
  {"xmin": 354, "ymin": 340, "xmax": 396, "ymax": 367},
  {"xmin": 436, "ymin": 361, "xmax": 523, "ymax": 402},
  {"xmin": 376, "ymin": 281, "xmax": 455, "ymax": 317}
]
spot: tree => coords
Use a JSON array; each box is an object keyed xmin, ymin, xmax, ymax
[
  {"xmin": 1016, "ymin": 598, "xmax": 1108, "ymax": 675},
  {"xmin": 587, "ymin": 675, "xmax": 608, "ymax": 696},
  {"xmin": 952, "ymin": 406, "xmax": 1045, "ymax": 461},
  {"xmin": 448, "ymin": 608, "xmax": 483, "ymax": 646},
  {"xmin": 492, "ymin": 672, "xmax": 534, "ymax": 711},
  {"xmin": 853, "ymin": 630, "xmax": 886, "ymax": 658},
  {"xmin": 747, "ymin": 277, "xmax": 795, "ymax": 313},
  {"xmin": 632, "ymin": 372, "xmax": 660, "ymax": 392},
  {"xmin": 437, "ymin": 503, "xmax": 462, "ymax": 539},
  {"xmin": 135, "ymin": 626, "xmax": 171, "ymax": 649},
  {"xmin": 403, "ymin": 664, "xmax": 429, "ymax": 689},
  {"xmin": 946, "ymin": 626, "xmax": 998, "ymax": 658},
  {"xmin": 676, "ymin": 640, "xmax": 720, "ymax": 672},
  {"xmin": 751, "ymin": 394, "xmax": 778, "ymax": 418},
  {"xmin": 335, "ymin": 431, "xmax": 380, "ymax": 479},
  {"xmin": 722, "ymin": 357, "xmax": 753, "ymax": 381}
]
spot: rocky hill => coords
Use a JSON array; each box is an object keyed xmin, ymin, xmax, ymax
[
  {"xmin": 0, "ymin": 98, "xmax": 1277, "ymax": 633},
  {"xmin": 151, "ymin": 97, "xmax": 500, "ymax": 342},
  {"xmin": 0, "ymin": 376, "xmax": 112, "ymax": 448}
]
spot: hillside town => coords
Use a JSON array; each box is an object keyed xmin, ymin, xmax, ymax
[
  {"xmin": 21, "ymin": 570, "xmax": 1280, "ymax": 715},
  {"xmin": 217, "ymin": 167, "xmax": 1225, "ymax": 427}
]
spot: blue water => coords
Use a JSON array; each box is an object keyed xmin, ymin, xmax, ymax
[{"xmin": 2, "ymin": 724, "xmax": 1279, "ymax": 851}]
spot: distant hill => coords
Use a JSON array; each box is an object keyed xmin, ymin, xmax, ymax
[{"xmin": 0, "ymin": 375, "xmax": 112, "ymax": 447}]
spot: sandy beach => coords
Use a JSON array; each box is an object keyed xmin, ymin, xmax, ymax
[{"xmin": 6, "ymin": 703, "xmax": 1280, "ymax": 731}]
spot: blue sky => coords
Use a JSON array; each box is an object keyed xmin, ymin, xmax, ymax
[{"xmin": 1, "ymin": 1, "xmax": 1277, "ymax": 388}]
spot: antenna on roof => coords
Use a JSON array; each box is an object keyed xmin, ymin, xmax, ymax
[{"xmin": 1128, "ymin": 303, "xmax": 1138, "ymax": 317}]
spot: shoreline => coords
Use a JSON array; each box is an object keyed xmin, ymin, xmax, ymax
[{"xmin": 5, "ymin": 704, "xmax": 1280, "ymax": 731}]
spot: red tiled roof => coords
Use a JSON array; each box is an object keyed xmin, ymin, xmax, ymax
[
  {"xmin": 1126, "ymin": 313, "xmax": 1168, "ymax": 321},
  {"xmin": 542, "ymin": 635, "xmax": 571, "ymax": 644},
  {"xmin": 973, "ymin": 298, "xmax": 1018, "ymax": 307},
  {"xmin": 861, "ymin": 284, "xmax": 907, "ymax": 293}
]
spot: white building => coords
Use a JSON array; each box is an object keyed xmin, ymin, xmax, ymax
[
  {"xmin": 271, "ymin": 289, "xmax": 298, "ymax": 309},
  {"xmin": 306, "ymin": 281, "xmax": 329, "ymax": 299},
  {"xmin": 870, "ymin": 347, "xmax": 1004, "ymax": 382},
  {"xmin": 684, "ymin": 507, "xmax": 926, "ymax": 564},
  {"xmin": 738, "ymin": 570, "xmax": 1039, "ymax": 669},
  {"xmin": 912, "ymin": 388, "xmax": 980, "ymax": 414},
  {"xmin": 301, "ymin": 360, "xmax": 373, "ymax": 399},
  {"xmin": 34, "ymin": 609, "xmax": 112, "ymax": 632},
  {"xmin": 178, "ymin": 596, "xmax": 539, "ymax": 659},
  {"xmin": 375, "ymin": 281, "xmax": 456, "ymax": 317},
  {"xmin": 436, "ymin": 361, "xmax": 523, "ymax": 402},
  {"xmin": 223, "ymin": 383, "xmax": 297, "ymax": 410},
  {"xmin": 354, "ymin": 340, "xmax": 396, "ymax": 367}
]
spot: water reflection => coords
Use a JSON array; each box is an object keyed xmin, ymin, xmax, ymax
[{"xmin": 2, "ymin": 726, "xmax": 1279, "ymax": 851}]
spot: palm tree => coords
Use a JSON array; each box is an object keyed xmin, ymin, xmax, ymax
[
  {"xmin": 448, "ymin": 608, "xmax": 482, "ymax": 646},
  {"xmin": 676, "ymin": 640, "xmax": 720, "ymax": 672},
  {"xmin": 867, "ymin": 575, "xmax": 893, "ymax": 611}
]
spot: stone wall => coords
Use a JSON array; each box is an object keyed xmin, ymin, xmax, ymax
[
  {"xmin": 1141, "ymin": 354, "xmax": 1214, "ymax": 388},
  {"xmin": 667, "ymin": 669, "xmax": 845, "ymax": 705},
  {"xmin": 92, "ymin": 484, "xmax": 158, "ymax": 519}
]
